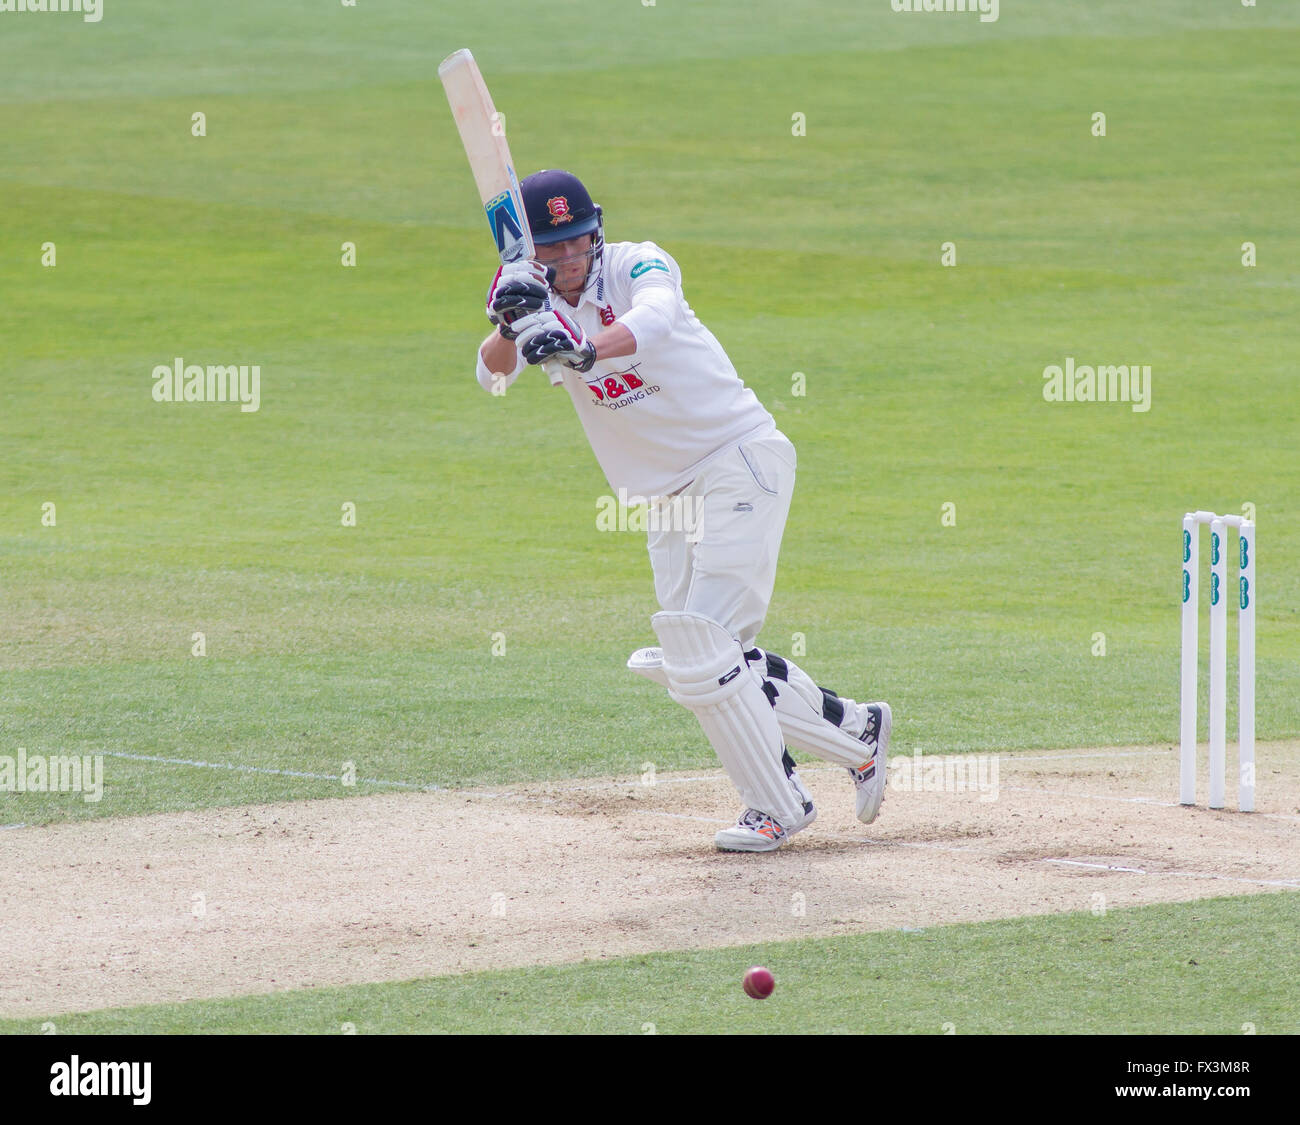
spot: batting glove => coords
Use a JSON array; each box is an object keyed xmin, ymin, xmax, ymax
[
  {"xmin": 514, "ymin": 310, "xmax": 598, "ymax": 373},
  {"xmin": 486, "ymin": 261, "xmax": 555, "ymax": 340}
]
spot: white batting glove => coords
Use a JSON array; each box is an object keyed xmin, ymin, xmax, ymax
[{"xmin": 514, "ymin": 310, "xmax": 598, "ymax": 373}]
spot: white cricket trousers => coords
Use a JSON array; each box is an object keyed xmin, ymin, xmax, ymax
[{"xmin": 646, "ymin": 427, "xmax": 796, "ymax": 648}]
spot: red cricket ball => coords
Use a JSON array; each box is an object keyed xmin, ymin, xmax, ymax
[{"xmin": 742, "ymin": 966, "xmax": 775, "ymax": 999}]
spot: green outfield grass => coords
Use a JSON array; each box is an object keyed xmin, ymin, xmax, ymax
[
  {"xmin": 2, "ymin": 2, "xmax": 1298, "ymax": 830},
  {"xmin": 5, "ymin": 894, "xmax": 1295, "ymax": 1035}
]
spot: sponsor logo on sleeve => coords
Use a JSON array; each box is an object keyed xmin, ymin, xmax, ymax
[{"xmin": 630, "ymin": 259, "xmax": 669, "ymax": 279}]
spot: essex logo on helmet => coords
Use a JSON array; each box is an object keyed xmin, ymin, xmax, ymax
[{"xmin": 547, "ymin": 196, "xmax": 573, "ymax": 226}]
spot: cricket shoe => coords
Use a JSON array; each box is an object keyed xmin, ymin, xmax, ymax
[
  {"xmin": 848, "ymin": 702, "xmax": 892, "ymax": 825},
  {"xmin": 715, "ymin": 793, "xmax": 816, "ymax": 853}
]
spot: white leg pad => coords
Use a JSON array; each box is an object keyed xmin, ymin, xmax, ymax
[
  {"xmin": 630, "ymin": 645, "xmax": 872, "ymax": 770},
  {"xmin": 750, "ymin": 650, "xmax": 874, "ymax": 768},
  {"xmin": 769, "ymin": 696, "xmax": 874, "ymax": 768},
  {"xmin": 651, "ymin": 612, "xmax": 806, "ymax": 828}
]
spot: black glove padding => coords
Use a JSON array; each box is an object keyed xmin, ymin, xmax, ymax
[
  {"xmin": 493, "ymin": 279, "xmax": 549, "ymax": 314},
  {"xmin": 486, "ymin": 262, "xmax": 556, "ymax": 340}
]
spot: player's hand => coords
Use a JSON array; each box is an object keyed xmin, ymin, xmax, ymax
[
  {"xmin": 486, "ymin": 261, "xmax": 555, "ymax": 340},
  {"xmin": 513, "ymin": 310, "xmax": 598, "ymax": 373}
]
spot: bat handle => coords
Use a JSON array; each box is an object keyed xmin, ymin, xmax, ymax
[{"xmin": 543, "ymin": 361, "xmax": 565, "ymax": 386}]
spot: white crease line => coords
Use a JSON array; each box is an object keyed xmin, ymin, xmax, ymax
[
  {"xmin": 1247, "ymin": 811, "xmax": 1300, "ymax": 825},
  {"xmin": 1006, "ymin": 748, "xmax": 1170, "ymax": 762},
  {"xmin": 1001, "ymin": 784, "xmax": 1174, "ymax": 805},
  {"xmin": 539, "ymin": 773, "xmax": 731, "ymax": 793},
  {"xmin": 533, "ymin": 749, "xmax": 1174, "ymax": 796},
  {"xmin": 508, "ymin": 753, "xmax": 1146, "ymax": 797},
  {"xmin": 1000, "ymin": 784, "xmax": 1300, "ymax": 822},
  {"xmin": 99, "ymin": 751, "xmax": 443, "ymax": 792},
  {"xmin": 516, "ymin": 772, "xmax": 1300, "ymax": 826},
  {"xmin": 1046, "ymin": 859, "xmax": 1147, "ymax": 874},
  {"xmin": 1042, "ymin": 858, "xmax": 1300, "ymax": 889}
]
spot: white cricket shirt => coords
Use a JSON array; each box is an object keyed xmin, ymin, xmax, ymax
[{"xmin": 475, "ymin": 240, "xmax": 774, "ymax": 497}]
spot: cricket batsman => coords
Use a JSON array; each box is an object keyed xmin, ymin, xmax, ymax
[{"xmin": 474, "ymin": 169, "xmax": 891, "ymax": 852}]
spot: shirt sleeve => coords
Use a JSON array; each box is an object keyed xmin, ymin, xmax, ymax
[
  {"xmin": 616, "ymin": 244, "xmax": 682, "ymax": 352},
  {"xmin": 475, "ymin": 334, "xmax": 526, "ymax": 392}
]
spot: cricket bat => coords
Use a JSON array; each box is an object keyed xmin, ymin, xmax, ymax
[{"xmin": 439, "ymin": 48, "xmax": 564, "ymax": 386}]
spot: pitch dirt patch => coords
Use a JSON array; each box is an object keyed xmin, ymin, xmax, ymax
[{"xmin": 2, "ymin": 742, "xmax": 1297, "ymax": 1018}]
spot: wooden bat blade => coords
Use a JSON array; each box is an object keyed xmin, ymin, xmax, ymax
[
  {"xmin": 440, "ymin": 49, "xmax": 564, "ymax": 385},
  {"xmin": 439, "ymin": 48, "xmax": 535, "ymax": 265}
]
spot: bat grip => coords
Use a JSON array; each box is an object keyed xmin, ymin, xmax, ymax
[{"xmin": 498, "ymin": 301, "xmax": 565, "ymax": 385}]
